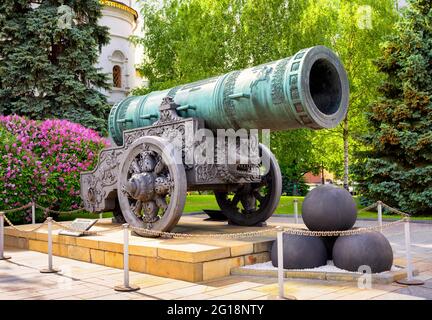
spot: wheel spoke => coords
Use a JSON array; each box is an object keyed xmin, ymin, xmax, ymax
[
  {"xmin": 231, "ymin": 193, "xmax": 241, "ymax": 207},
  {"xmin": 144, "ymin": 201, "xmax": 159, "ymax": 223},
  {"xmin": 253, "ymin": 190, "xmax": 264, "ymax": 202},
  {"xmin": 130, "ymin": 159, "xmax": 141, "ymax": 174},
  {"xmin": 132, "ymin": 200, "xmax": 143, "ymax": 216},
  {"xmin": 155, "ymin": 196, "xmax": 168, "ymax": 214},
  {"xmin": 154, "ymin": 156, "xmax": 165, "ymax": 175},
  {"xmin": 241, "ymin": 194, "xmax": 256, "ymax": 212}
]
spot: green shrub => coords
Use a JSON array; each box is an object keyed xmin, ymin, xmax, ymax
[{"xmin": 0, "ymin": 115, "xmax": 108, "ymax": 224}]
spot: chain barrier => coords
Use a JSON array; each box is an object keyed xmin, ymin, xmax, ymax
[
  {"xmin": 281, "ymin": 217, "xmax": 408, "ymax": 237},
  {"xmin": 1, "ymin": 214, "xmax": 408, "ymax": 239},
  {"xmin": 126, "ymin": 217, "xmax": 408, "ymax": 239},
  {"xmin": 34, "ymin": 204, "xmax": 85, "ymax": 215},
  {"xmin": 0, "ymin": 212, "xmax": 48, "ymax": 233},
  {"xmin": 380, "ymin": 202, "xmax": 411, "ymax": 217},
  {"xmin": 0, "ymin": 200, "xmax": 409, "ymax": 218},
  {"xmin": 0, "ymin": 200, "xmax": 413, "ymax": 239},
  {"xmin": 0, "ymin": 202, "xmax": 84, "ymax": 216},
  {"xmin": 357, "ymin": 202, "xmax": 378, "ymax": 213},
  {"xmin": 128, "ymin": 225, "xmax": 279, "ymax": 239},
  {"xmin": 0, "ymin": 203, "xmax": 33, "ymax": 214}
]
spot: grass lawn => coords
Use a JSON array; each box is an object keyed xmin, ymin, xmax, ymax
[{"xmin": 52, "ymin": 195, "xmax": 432, "ymax": 221}]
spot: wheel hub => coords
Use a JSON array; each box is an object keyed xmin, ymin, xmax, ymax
[{"xmin": 123, "ymin": 172, "xmax": 156, "ymax": 201}]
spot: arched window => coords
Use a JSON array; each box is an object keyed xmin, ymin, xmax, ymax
[{"xmin": 113, "ymin": 65, "xmax": 122, "ymax": 88}]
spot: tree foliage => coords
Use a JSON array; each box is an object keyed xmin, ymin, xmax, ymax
[
  {"xmin": 354, "ymin": 0, "xmax": 432, "ymax": 215},
  {"xmin": 300, "ymin": 0, "xmax": 398, "ymax": 187},
  {"xmin": 0, "ymin": 0, "xmax": 111, "ymax": 133},
  {"xmin": 133, "ymin": 0, "xmax": 398, "ymax": 192}
]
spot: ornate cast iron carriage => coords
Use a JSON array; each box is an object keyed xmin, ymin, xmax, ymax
[{"xmin": 80, "ymin": 46, "xmax": 349, "ymax": 236}]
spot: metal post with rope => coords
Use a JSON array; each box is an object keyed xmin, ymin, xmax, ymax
[
  {"xmin": 0, "ymin": 212, "xmax": 11, "ymax": 260},
  {"xmin": 277, "ymin": 227, "xmax": 284, "ymax": 298},
  {"xmin": 31, "ymin": 202, "xmax": 36, "ymax": 225},
  {"xmin": 293, "ymin": 199, "xmax": 299, "ymax": 224},
  {"xmin": 40, "ymin": 217, "xmax": 60, "ymax": 274},
  {"xmin": 275, "ymin": 226, "xmax": 296, "ymax": 300},
  {"xmin": 114, "ymin": 223, "xmax": 140, "ymax": 292},
  {"xmin": 377, "ymin": 201, "xmax": 383, "ymax": 232},
  {"xmin": 396, "ymin": 217, "xmax": 424, "ymax": 286}
]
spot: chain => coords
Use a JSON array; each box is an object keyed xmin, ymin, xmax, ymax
[
  {"xmin": 0, "ymin": 200, "xmax": 413, "ymax": 239},
  {"xmin": 0, "ymin": 202, "xmax": 33, "ymax": 214},
  {"xmin": 128, "ymin": 218, "xmax": 408, "ymax": 239},
  {"xmin": 1, "ymin": 212, "xmax": 20, "ymax": 230},
  {"xmin": 0, "ymin": 200, "xmax": 412, "ymax": 218},
  {"xmin": 380, "ymin": 202, "xmax": 411, "ymax": 217},
  {"xmin": 128, "ymin": 225, "xmax": 279, "ymax": 239},
  {"xmin": 357, "ymin": 202, "xmax": 378, "ymax": 212},
  {"xmin": 282, "ymin": 217, "xmax": 408, "ymax": 237},
  {"xmin": 1, "ymin": 212, "xmax": 408, "ymax": 239},
  {"xmin": 34, "ymin": 203, "xmax": 84, "ymax": 215},
  {"xmin": 1, "ymin": 212, "xmax": 48, "ymax": 233}
]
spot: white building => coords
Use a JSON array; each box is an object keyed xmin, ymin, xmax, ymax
[{"xmin": 97, "ymin": 0, "xmax": 144, "ymax": 105}]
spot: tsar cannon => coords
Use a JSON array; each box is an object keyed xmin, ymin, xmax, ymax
[{"xmin": 80, "ymin": 45, "xmax": 349, "ymax": 236}]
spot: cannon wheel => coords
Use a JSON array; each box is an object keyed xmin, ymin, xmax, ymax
[
  {"xmin": 214, "ymin": 144, "xmax": 282, "ymax": 226},
  {"xmin": 117, "ymin": 136, "xmax": 187, "ymax": 236}
]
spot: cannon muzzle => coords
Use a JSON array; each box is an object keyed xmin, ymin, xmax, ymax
[{"xmin": 109, "ymin": 45, "xmax": 349, "ymax": 145}]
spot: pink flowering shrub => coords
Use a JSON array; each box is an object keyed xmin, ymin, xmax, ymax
[{"xmin": 0, "ymin": 115, "xmax": 109, "ymax": 224}]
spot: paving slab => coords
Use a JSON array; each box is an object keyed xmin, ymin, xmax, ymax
[{"xmin": 1, "ymin": 214, "xmax": 432, "ymax": 300}]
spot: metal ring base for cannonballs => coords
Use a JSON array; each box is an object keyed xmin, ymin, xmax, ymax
[
  {"xmin": 40, "ymin": 268, "xmax": 60, "ymax": 274},
  {"xmin": 0, "ymin": 256, "xmax": 11, "ymax": 260},
  {"xmin": 396, "ymin": 278, "xmax": 424, "ymax": 285},
  {"xmin": 114, "ymin": 285, "xmax": 140, "ymax": 292}
]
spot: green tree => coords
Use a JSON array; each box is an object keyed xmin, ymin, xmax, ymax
[
  {"xmin": 132, "ymin": 0, "xmax": 238, "ymax": 93},
  {"xmin": 299, "ymin": 0, "xmax": 398, "ymax": 189},
  {"xmin": 133, "ymin": 0, "xmax": 398, "ymax": 190},
  {"xmin": 0, "ymin": 0, "xmax": 111, "ymax": 133},
  {"xmin": 355, "ymin": 0, "xmax": 432, "ymax": 215}
]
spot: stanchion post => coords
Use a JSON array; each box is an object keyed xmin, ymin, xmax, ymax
[
  {"xmin": 40, "ymin": 218, "xmax": 59, "ymax": 273},
  {"xmin": 0, "ymin": 212, "xmax": 11, "ymax": 260},
  {"xmin": 31, "ymin": 202, "xmax": 36, "ymax": 225},
  {"xmin": 277, "ymin": 228, "xmax": 284, "ymax": 298},
  {"xmin": 293, "ymin": 199, "xmax": 299, "ymax": 224},
  {"xmin": 99, "ymin": 213, "xmax": 103, "ymax": 220},
  {"xmin": 377, "ymin": 201, "xmax": 383, "ymax": 232},
  {"xmin": 114, "ymin": 224, "xmax": 139, "ymax": 292},
  {"xmin": 405, "ymin": 220, "xmax": 413, "ymax": 281},
  {"xmin": 396, "ymin": 218, "xmax": 424, "ymax": 285}
]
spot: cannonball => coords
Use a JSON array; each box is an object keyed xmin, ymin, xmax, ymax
[
  {"xmin": 271, "ymin": 233, "xmax": 328, "ymax": 269},
  {"xmin": 321, "ymin": 236, "xmax": 338, "ymax": 258},
  {"xmin": 332, "ymin": 232, "xmax": 393, "ymax": 273},
  {"xmin": 302, "ymin": 185, "xmax": 357, "ymax": 231}
]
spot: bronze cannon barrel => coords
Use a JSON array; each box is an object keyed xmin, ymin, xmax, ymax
[{"xmin": 108, "ymin": 45, "xmax": 349, "ymax": 145}]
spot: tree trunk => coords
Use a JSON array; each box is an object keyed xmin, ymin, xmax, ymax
[
  {"xmin": 321, "ymin": 162, "xmax": 325, "ymax": 185},
  {"xmin": 343, "ymin": 115, "xmax": 349, "ymax": 191}
]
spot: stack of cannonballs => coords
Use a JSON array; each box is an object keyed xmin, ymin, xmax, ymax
[{"xmin": 271, "ymin": 185, "xmax": 393, "ymax": 273}]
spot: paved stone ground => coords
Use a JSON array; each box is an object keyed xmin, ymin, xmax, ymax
[{"xmin": 1, "ymin": 215, "xmax": 431, "ymax": 300}]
